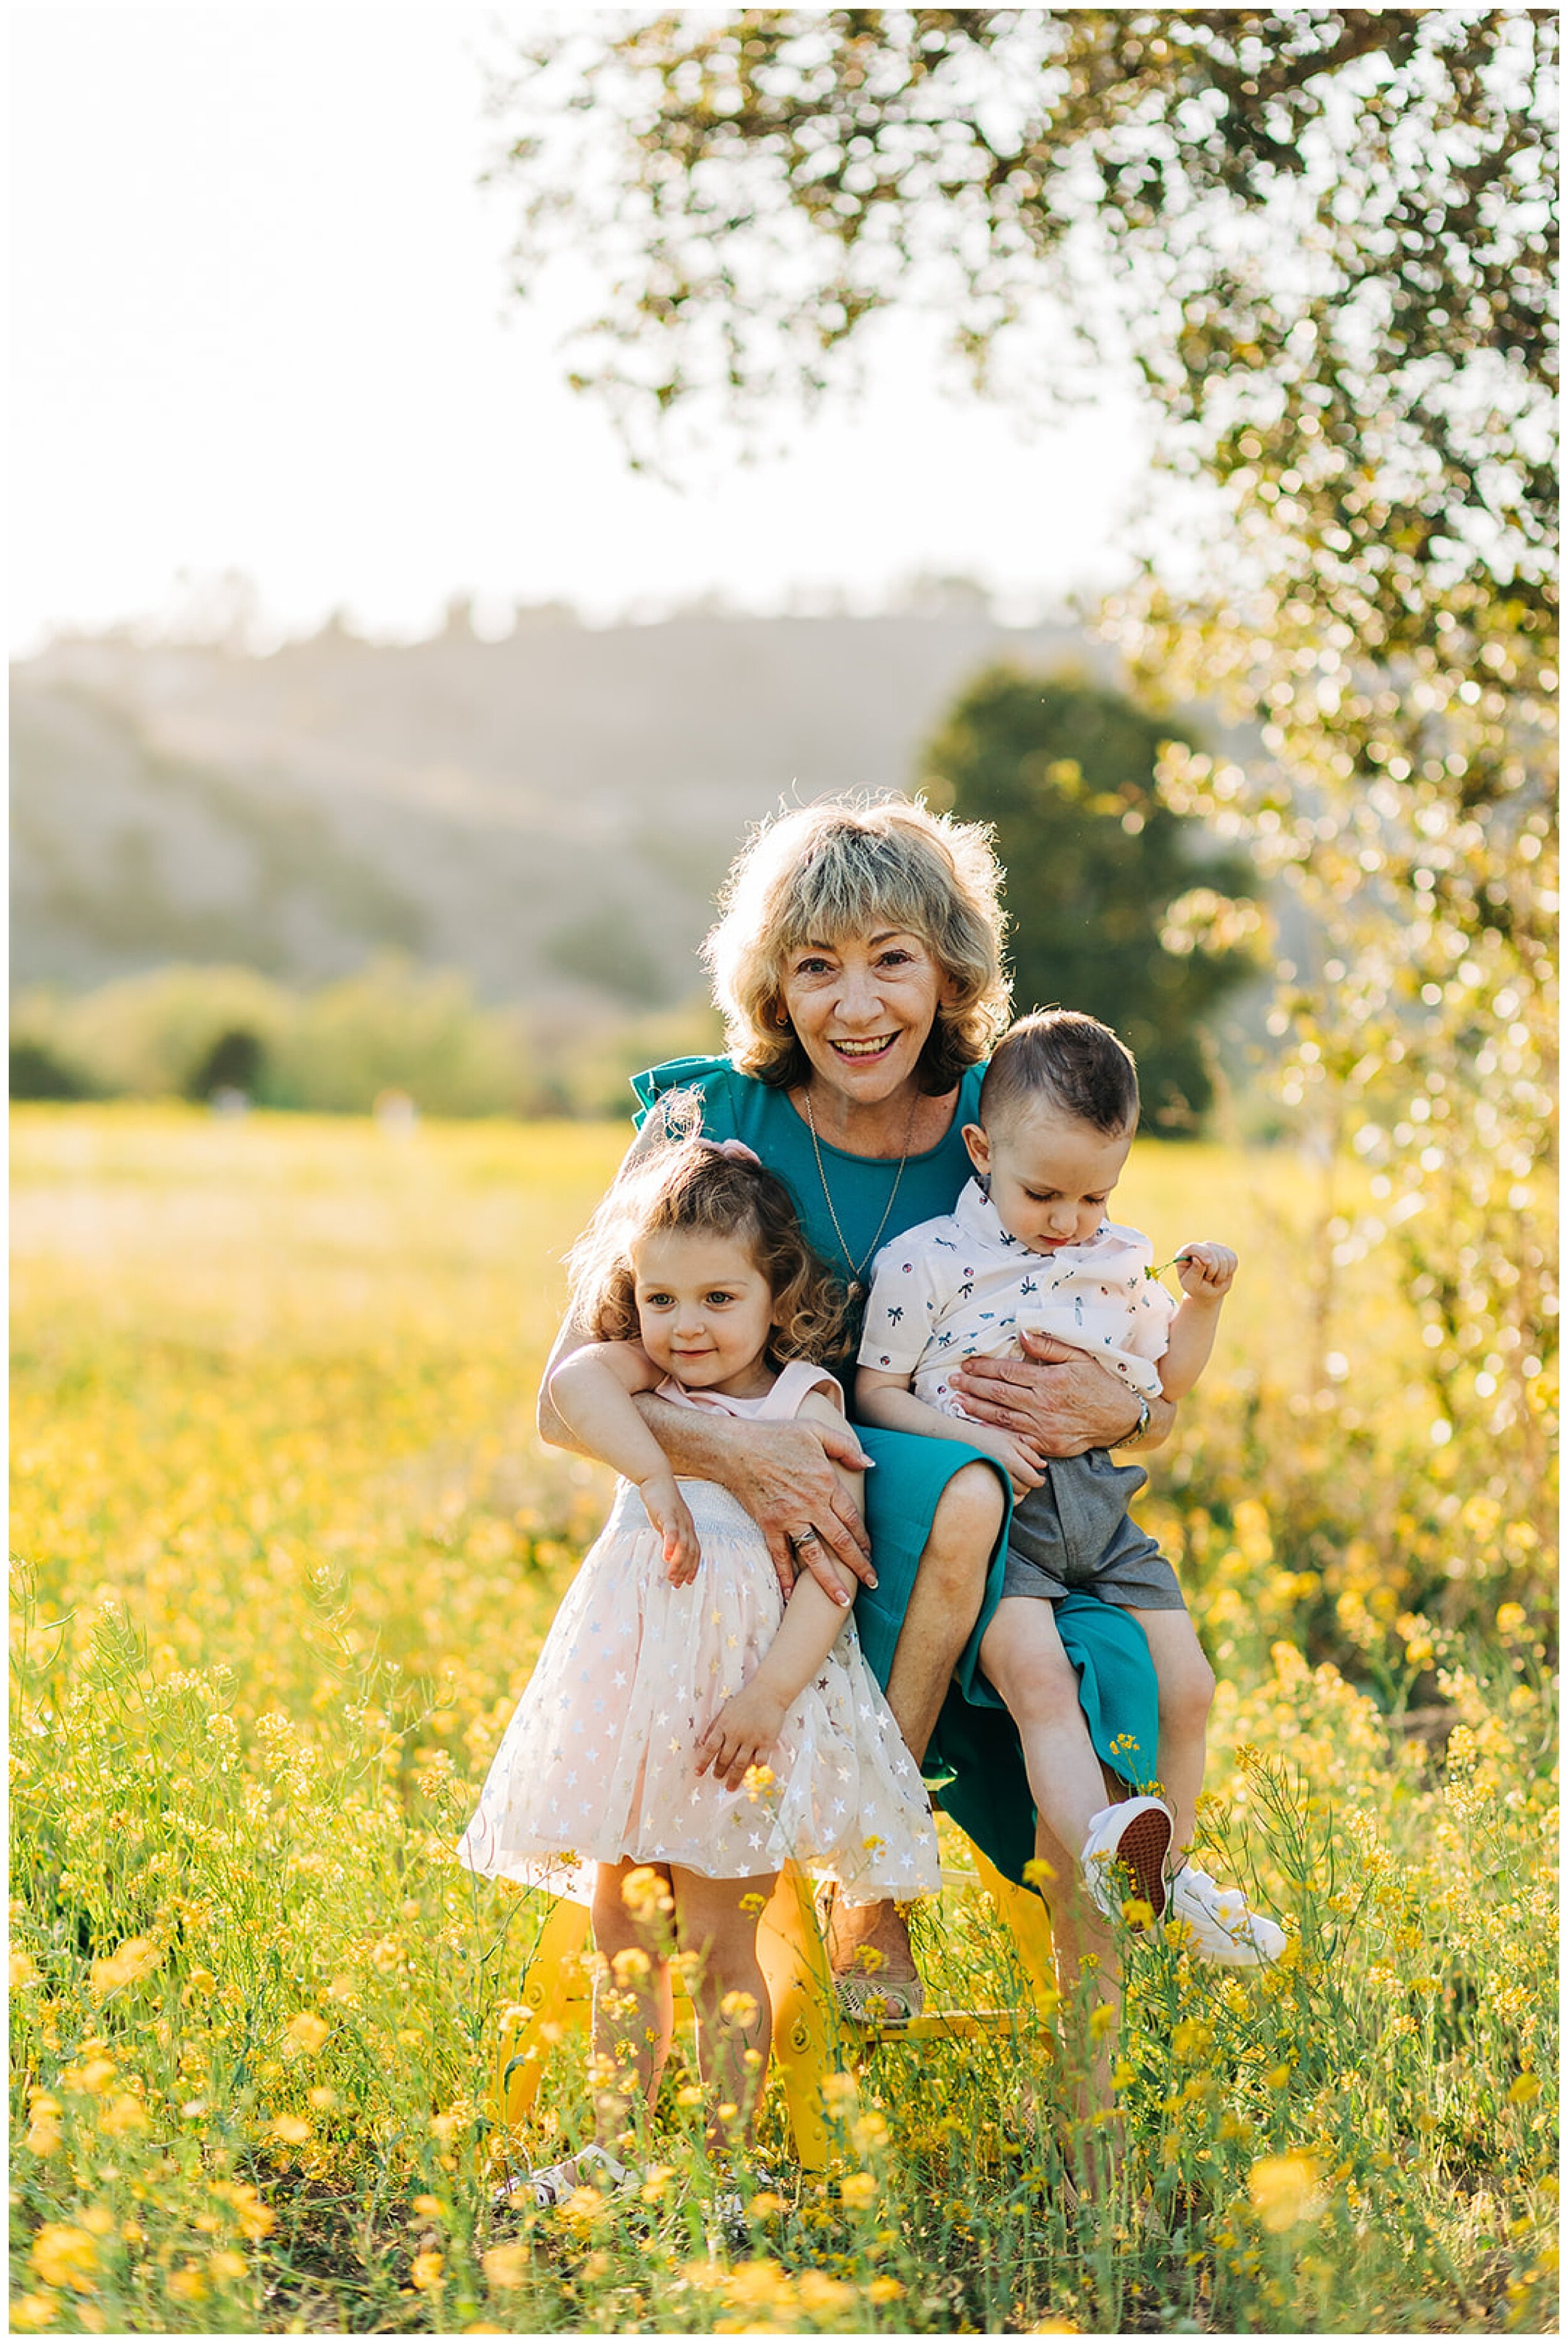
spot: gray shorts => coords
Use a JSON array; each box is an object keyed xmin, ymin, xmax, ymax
[{"xmin": 999, "ymin": 1449, "xmax": 1186, "ymax": 1613}]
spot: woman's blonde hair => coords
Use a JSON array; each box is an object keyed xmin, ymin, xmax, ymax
[
  {"xmin": 566, "ymin": 1118, "xmax": 847, "ymax": 1364},
  {"xmin": 701, "ymin": 795, "xmax": 1011, "ymax": 1093}
]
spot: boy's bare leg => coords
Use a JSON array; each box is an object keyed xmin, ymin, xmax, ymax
[
  {"xmin": 980, "ymin": 1600, "xmax": 1127, "ymax": 2157},
  {"xmin": 1125, "ymin": 1608, "xmax": 1216, "ymax": 1857}
]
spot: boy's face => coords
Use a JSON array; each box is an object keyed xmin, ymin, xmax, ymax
[{"xmin": 962, "ymin": 1103, "xmax": 1133, "ymax": 1254}]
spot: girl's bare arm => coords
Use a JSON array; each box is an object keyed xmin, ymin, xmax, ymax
[{"xmin": 695, "ymin": 1392, "xmax": 867, "ymax": 1788}]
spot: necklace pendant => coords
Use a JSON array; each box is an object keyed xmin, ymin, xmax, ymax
[{"xmin": 846, "ymin": 1278, "xmax": 863, "ymax": 1306}]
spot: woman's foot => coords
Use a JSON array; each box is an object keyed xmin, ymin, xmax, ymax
[{"xmin": 825, "ymin": 1893, "xmax": 924, "ymax": 2023}]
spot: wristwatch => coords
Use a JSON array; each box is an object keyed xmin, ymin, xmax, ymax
[{"xmin": 1121, "ymin": 1392, "xmax": 1152, "ymax": 1445}]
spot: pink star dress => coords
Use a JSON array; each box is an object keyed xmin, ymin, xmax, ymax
[{"xmin": 457, "ymin": 1359, "xmax": 940, "ymax": 1906}]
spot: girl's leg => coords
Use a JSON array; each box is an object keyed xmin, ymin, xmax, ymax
[
  {"xmin": 1126, "ymin": 1609, "xmax": 1216, "ymax": 1857},
  {"xmin": 589, "ymin": 1859, "xmax": 676, "ymax": 2151},
  {"xmin": 830, "ymin": 1462, "xmax": 1004, "ymax": 1990},
  {"xmin": 978, "ymin": 1598, "xmax": 1123, "ymax": 2132},
  {"xmin": 669, "ymin": 1867, "xmax": 778, "ymax": 2152}
]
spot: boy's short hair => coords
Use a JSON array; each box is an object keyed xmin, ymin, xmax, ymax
[{"xmin": 980, "ymin": 1010, "xmax": 1140, "ymax": 1137}]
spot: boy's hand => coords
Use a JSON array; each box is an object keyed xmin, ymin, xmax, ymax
[
  {"xmin": 952, "ymin": 1416, "xmax": 1047, "ymax": 1497},
  {"xmin": 638, "ymin": 1471, "xmax": 701, "ymax": 1585},
  {"xmin": 1176, "ymin": 1243, "xmax": 1237, "ymax": 1301},
  {"xmin": 696, "ymin": 1681, "xmax": 790, "ymax": 1791}
]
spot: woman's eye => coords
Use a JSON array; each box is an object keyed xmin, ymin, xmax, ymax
[{"xmin": 877, "ymin": 950, "xmax": 914, "ymax": 968}]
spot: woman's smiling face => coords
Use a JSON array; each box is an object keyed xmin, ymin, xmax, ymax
[{"xmin": 778, "ymin": 928, "xmax": 951, "ymax": 1103}]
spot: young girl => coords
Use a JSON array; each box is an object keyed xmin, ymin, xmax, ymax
[{"xmin": 458, "ymin": 1137, "xmax": 939, "ymax": 2206}]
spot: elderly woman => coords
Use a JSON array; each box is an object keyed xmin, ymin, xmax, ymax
[{"xmin": 538, "ymin": 797, "xmax": 1187, "ymax": 2054}]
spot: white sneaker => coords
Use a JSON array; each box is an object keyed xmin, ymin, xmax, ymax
[
  {"xmin": 1079, "ymin": 1796, "xmax": 1173, "ymax": 1925},
  {"xmin": 1168, "ymin": 1866, "xmax": 1286, "ymax": 1967}
]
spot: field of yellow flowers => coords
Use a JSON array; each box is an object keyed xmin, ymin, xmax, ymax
[{"xmin": 10, "ymin": 1106, "xmax": 1557, "ymax": 2335}]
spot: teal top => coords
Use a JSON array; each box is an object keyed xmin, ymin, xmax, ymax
[
  {"xmin": 630, "ymin": 1053, "xmax": 987, "ymax": 1378},
  {"xmin": 630, "ymin": 1053, "xmax": 1162, "ymax": 1886}
]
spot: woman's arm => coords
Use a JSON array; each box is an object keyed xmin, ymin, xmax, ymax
[{"xmin": 947, "ymin": 1332, "xmax": 1177, "ymax": 1456}]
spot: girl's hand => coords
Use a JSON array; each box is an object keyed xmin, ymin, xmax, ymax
[
  {"xmin": 696, "ymin": 1681, "xmax": 789, "ymax": 1792},
  {"xmin": 1176, "ymin": 1243, "xmax": 1237, "ymax": 1300},
  {"xmin": 638, "ymin": 1472, "xmax": 701, "ymax": 1585}
]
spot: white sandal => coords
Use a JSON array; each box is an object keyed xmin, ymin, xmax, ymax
[
  {"xmin": 1168, "ymin": 1866, "xmax": 1286, "ymax": 1966},
  {"xmin": 496, "ymin": 2142, "xmax": 635, "ymax": 2211}
]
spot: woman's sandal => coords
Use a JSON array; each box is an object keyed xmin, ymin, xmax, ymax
[
  {"xmin": 834, "ymin": 1968, "xmax": 924, "ymax": 2026},
  {"xmin": 820, "ymin": 1881, "xmax": 926, "ymax": 2026},
  {"xmin": 495, "ymin": 2142, "xmax": 636, "ymax": 2213}
]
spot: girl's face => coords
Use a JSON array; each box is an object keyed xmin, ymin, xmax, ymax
[
  {"xmin": 631, "ymin": 1229, "xmax": 777, "ymax": 1398},
  {"xmin": 777, "ymin": 927, "xmax": 954, "ymax": 1106}
]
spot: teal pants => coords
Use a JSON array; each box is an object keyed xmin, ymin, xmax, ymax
[{"xmin": 854, "ymin": 1423, "xmax": 1162, "ymax": 1887}]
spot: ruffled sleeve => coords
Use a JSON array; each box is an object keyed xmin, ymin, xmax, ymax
[{"xmin": 629, "ymin": 1055, "xmax": 739, "ymax": 1141}]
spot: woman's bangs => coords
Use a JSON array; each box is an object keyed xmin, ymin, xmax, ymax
[{"xmin": 778, "ymin": 834, "xmax": 937, "ymax": 956}]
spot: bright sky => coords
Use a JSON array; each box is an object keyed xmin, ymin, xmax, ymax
[{"xmin": 11, "ymin": 3, "xmax": 1156, "ymax": 652}]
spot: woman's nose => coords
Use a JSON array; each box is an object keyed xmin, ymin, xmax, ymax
[{"xmin": 835, "ymin": 972, "xmax": 882, "ymax": 1024}]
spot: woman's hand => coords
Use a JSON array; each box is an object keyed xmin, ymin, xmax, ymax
[
  {"xmin": 723, "ymin": 1419, "xmax": 876, "ymax": 1605},
  {"xmin": 949, "ymin": 1332, "xmax": 1162, "ymax": 1457},
  {"xmin": 637, "ymin": 1471, "xmax": 701, "ymax": 1586}
]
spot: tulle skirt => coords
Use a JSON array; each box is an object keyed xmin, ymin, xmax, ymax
[{"xmin": 457, "ymin": 1477, "xmax": 940, "ymax": 1906}]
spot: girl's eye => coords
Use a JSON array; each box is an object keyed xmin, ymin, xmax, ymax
[
  {"xmin": 642, "ymin": 1292, "xmax": 674, "ymax": 1307},
  {"xmin": 703, "ymin": 1291, "xmax": 736, "ymax": 1307}
]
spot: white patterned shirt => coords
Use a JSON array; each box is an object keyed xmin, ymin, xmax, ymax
[{"xmin": 858, "ymin": 1177, "xmax": 1177, "ymax": 1410}]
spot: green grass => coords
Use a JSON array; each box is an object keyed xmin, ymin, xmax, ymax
[{"xmin": 9, "ymin": 1107, "xmax": 1558, "ymax": 2332}]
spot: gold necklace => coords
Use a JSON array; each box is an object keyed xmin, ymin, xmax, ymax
[{"xmin": 802, "ymin": 1086, "xmax": 919, "ymax": 1302}]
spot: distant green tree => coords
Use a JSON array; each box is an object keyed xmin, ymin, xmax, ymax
[
  {"xmin": 924, "ymin": 668, "xmax": 1261, "ymax": 1130},
  {"xmin": 186, "ymin": 1028, "xmax": 265, "ymax": 1102},
  {"xmin": 9, "ymin": 1039, "xmax": 88, "ymax": 1102}
]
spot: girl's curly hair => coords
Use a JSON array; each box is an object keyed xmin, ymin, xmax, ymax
[{"xmin": 565, "ymin": 1112, "xmax": 846, "ymax": 1366}]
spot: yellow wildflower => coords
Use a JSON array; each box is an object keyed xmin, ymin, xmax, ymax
[
  {"xmin": 285, "ymin": 2012, "xmax": 330, "ymax": 2053},
  {"xmin": 89, "ymin": 1936, "xmax": 161, "ymax": 1997},
  {"xmin": 482, "ymin": 2243, "xmax": 531, "ymax": 2290},
  {"xmin": 410, "ymin": 2250, "xmax": 445, "ymax": 2290},
  {"xmin": 31, "ymin": 2224, "xmax": 100, "ymax": 2292},
  {"xmin": 1249, "ymin": 2154, "xmax": 1322, "ymax": 2232}
]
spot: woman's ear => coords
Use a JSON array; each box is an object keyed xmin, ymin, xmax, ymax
[{"xmin": 961, "ymin": 1122, "xmax": 991, "ymax": 1177}]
